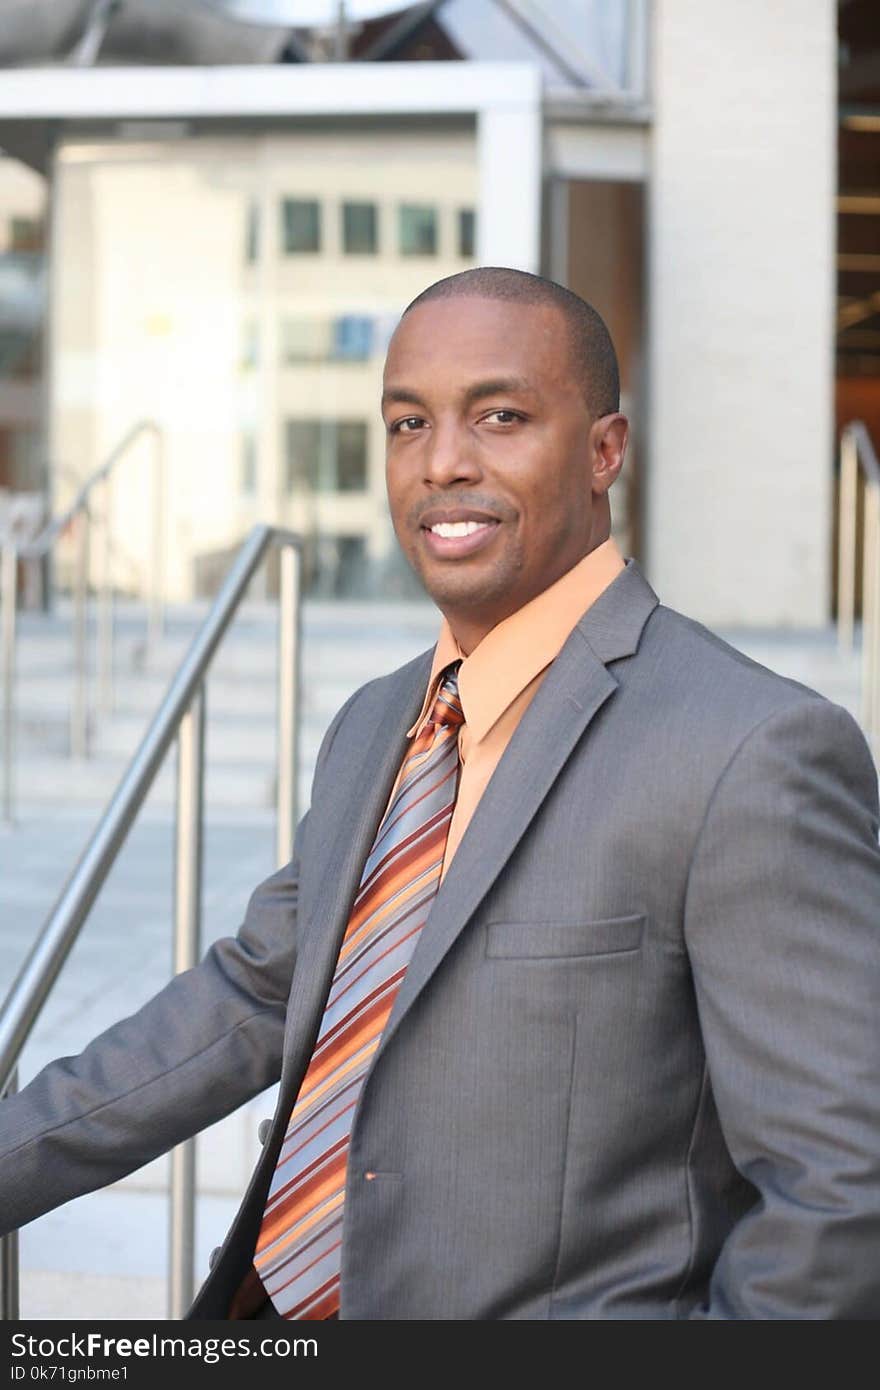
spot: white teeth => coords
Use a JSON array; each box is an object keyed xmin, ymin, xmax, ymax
[{"xmin": 429, "ymin": 520, "xmax": 491, "ymax": 538}]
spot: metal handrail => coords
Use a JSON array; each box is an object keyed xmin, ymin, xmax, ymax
[
  {"xmin": 0, "ymin": 1069, "xmax": 18, "ymax": 1320},
  {"xmin": 837, "ymin": 420, "xmax": 880, "ymax": 746},
  {"xmin": 1, "ymin": 420, "xmax": 165, "ymax": 825},
  {"xmin": 0, "ymin": 524, "xmax": 303, "ymax": 1319}
]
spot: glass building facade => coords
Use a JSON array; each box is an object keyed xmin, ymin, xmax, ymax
[{"xmin": 43, "ymin": 125, "xmax": 479, "ymax": 601}]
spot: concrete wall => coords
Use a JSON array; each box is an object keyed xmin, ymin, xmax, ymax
[{"xmin": 647, "ymin": 0, "xmax": 836, "ymax": 626}]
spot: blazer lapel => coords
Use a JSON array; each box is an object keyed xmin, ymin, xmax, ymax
[{"xmin": 373, "ymin": 557, "xmax": 660, "ymax": 1065}]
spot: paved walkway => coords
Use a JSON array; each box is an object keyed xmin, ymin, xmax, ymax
[{"xmin": 0, "ymin": 614, "xmax": 868, "ymax": 1319}]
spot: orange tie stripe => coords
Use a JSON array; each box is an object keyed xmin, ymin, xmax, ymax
[{"xmin": 252, "ymin": 661, "xmax": 465, "ymax": 1319}]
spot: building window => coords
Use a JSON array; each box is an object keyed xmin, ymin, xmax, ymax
[
  {"xmin": 281, "ymin": 318, "xmax": 334, "ymax": 363},
  {"xmin": 458, "ymin": 208, "xmax": 476, "ymax": 258},
  {"xmin": 333, "ymin": 315, "xmax": 373, "ymax": 361},
  {"xmin": 305, "ymin": 535, "xmax": 368, "ymax": 599},
  {"xmin": 342, "ymin": 201, "xmax": 378, "ymax": 255},
  {"xmin": 285, "ymin": 419, "xmax": 368, "ymax": 494},
  {"xmin": 286, "ymin": 421, "xmax": 323, "ymax": 491},
  {"xmin": 399, "ymin": 204, "xmax": 437, "ymax": 256},
  {"xmin": 240, "ymin": 432, "xmax": 257, "ymax": 495},
  {"xmin": 336, "ymin": 536, "xmax": 368, "ymax": 594},
  {"xmin": 241, "ymin": 319, "xmax": 259, "ymax": 369},
  {"xmin": 336, "ymin": 422, "xmax": 369, "ymax": 490},
  {"xmin": 244, "ymin": 201, "xmax": 259, "ymax": 264},
  {"xmin": 281, "ymin": 198, "xmax": 321, "ymax": 254},
  {"xmin": 281, "ymin": 316, "xmax": 374, "ymax": 364}
]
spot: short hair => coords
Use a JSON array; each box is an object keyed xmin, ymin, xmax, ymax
[{"xmin": 401, "ymin": 266, "xmax": 620, "ymax": 418}]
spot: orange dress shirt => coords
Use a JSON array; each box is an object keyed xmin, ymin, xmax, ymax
[{"xmin": 382, "ymin": 535, "xmax": 626, "ymax": 886}]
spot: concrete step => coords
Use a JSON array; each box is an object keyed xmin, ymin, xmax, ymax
[
  {"xmin": 91, "ymin": 712, "xmax": 330, "ymax": 763},
  {"xmin": 17, "ymin": 704, "xmax": 342, "ymax": 757},
  {"xmin": 10, "ymin": 755, "xmax": 316, "ymax": 809},
  {"xmin": 15, "ymin": 671, "xmax": 360, "ymax": 719},
  {"xmin": 18, "ymin": 596, "xmax": 439, "ymax": 634},
  {"xmin": 15, "ymin": 599, "xmax": 438, "ymax": 656},
  {"xmin": 13, "ymin": 635, "xmax": 432, "ymax": 682}
]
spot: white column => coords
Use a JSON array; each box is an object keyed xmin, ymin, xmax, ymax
[
  {"xmin": 477, "ymin": 92, "xmax": 542, "ymax": 272},
  {"xmin": 647, "ymin": 0, "xmax": 836, "ymax": 626}
]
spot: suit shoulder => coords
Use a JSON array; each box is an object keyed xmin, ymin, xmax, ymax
[
  {"xmin": 639, "ymin": 601, "xmax": 839, "ymax": 733},
  {"xmin": 630, "ymin": 603, "xmax": 878, "ymax": 821}
]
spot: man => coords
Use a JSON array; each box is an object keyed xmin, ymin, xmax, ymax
[{"xmin": 2, "ymin": 268, "xmax": 879, "ymax": 1319}]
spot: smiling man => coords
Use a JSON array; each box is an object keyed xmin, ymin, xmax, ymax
[
  {"xmin": 1, "ymin": 268, "xmax": 879, "ymax": 1321},
  {"xmin": 382, "ymin": 279, "xmax": 626, "ymax": 653}
]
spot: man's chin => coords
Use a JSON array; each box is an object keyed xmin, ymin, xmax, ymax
[{"xmin": 422, "ymin": 572, "xmax": 507, "ymax": 614}]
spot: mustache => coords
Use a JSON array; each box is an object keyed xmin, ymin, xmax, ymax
[{"xmin": 411, "ymin": 498, "xmax": 509, "ymax": 526}]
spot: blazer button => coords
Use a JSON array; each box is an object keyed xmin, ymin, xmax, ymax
[
  {"xmin": 209, "ymin": 1246, "xmax": 221, "ymax": 1269},
  {"xmin": 258, "ymin": 1118, "xmax": 272, "ymax": 1145}
]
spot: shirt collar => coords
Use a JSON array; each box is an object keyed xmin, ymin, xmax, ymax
[{"xmin": 407, "ymin": 535, "xmax": 626, "ymax": 744}]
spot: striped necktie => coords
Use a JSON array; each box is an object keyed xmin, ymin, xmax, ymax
[{"xmin": 252, "ymin": 660, "xmax": 465, "ymax": 1319}]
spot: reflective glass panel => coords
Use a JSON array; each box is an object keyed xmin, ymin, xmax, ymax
[
  {"xmin": 342, "ymin": 201, "xmax": 378, "ymax": 255},
  {"xmin": 399, "ymin": 204, "xmax": 437, "ymax": 256}
]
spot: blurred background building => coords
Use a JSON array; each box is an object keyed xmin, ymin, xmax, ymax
[{"xmin": 0, "ymin": 0, "xmax": 870, "ymax": 625}]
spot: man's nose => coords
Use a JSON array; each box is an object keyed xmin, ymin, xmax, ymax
[{"xmin": 423, "ymin": 423, "xmax": 481, "ymax": 485}]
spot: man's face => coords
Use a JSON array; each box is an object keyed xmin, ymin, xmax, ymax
[{"xmin": 382, "ymin": 295, "xmax": 623, "ymax": 652}]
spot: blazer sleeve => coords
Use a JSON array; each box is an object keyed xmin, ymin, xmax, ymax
[
  {"xmin": 0, "ymin": 688, "xmax": 358, "ymax": 1236},
  {"xmin": 683, "ymin": 697, "xmax": 880, "ymax": 1319}
]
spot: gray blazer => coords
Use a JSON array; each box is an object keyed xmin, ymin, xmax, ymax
[{"xmin": 2, "ymin": 559, "xmax": 879, "ymax": 1319}]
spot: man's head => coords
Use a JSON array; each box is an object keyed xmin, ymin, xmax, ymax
[{"xmin": 382, "ymin": 266, "xmax": 627, "ymax": 654}]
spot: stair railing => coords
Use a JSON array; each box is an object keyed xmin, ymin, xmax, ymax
[
  {"xmin": 837, "ymin": 421, "xmax": 880, "ymax": 748},
  {"xmin": 0, "ymin": 524, "xmax": 303, "ymax": 1319},
  {"xmin": 1, "ymin": 420, "xmax": 165, "ymax": 826}
]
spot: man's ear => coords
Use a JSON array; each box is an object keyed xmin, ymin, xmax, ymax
[{"xmin": 591, "ymin": 413, "xmax": 628, "ymax": 495}]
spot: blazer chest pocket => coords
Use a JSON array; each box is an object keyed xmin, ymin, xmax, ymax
[{"xmin": 485, "ymin": 913, "xmax": 646, "ymax": 960}]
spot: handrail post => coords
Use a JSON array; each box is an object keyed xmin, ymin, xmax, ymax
[
  {"xmin": 0, "ymin": 1067, "xmax": 19, "ymax": 1320},
  {"xmin": 71, "ymin": 509, "xmax": 90, "ymax": 759},
  {"xmin": 97, "ymin": 472, "xmax": 114, "ymax": 718},
  {"xmin": 276, "ymin": 542, "xmax": 301, "ymax": 868},
  {"xmin": 150, "ymin": 427, "xmax": 165, "ymax": 650},
  {"xmin": 861, "ymin": 483, "xmax": 879, "ymax": 746},
  {"xmin": 2, "ymin": 544, "xmax": 17, "ymax": 827},
  {"xmin": 168, "ymin": 684, "xmax": 205, "ymax": 1318},
  {"xmin": 838, "ymin": 428, "xmax": 857, "ymax": 654}
]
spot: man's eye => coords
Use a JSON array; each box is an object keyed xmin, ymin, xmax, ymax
[
  {"xmin": 484, "ymin": 410, "xmax": 521, "ymax": 425},
  {"xmin": 391, "ymin": 416, "xmax": 424, "ymax": 433}
]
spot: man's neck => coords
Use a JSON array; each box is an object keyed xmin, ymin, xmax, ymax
[{"xmin": 446, "ymin": 533, "xmax": 613, "ymax": 656}]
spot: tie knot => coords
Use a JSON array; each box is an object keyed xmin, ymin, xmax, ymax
[{"xmin": 427, "ymin": 661, "xmax": 465, "ymax": 729}]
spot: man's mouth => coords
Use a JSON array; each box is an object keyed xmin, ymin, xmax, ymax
[{"xmin": 420, "ymin": 519, "xmax": 501, "ymax": 559}]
